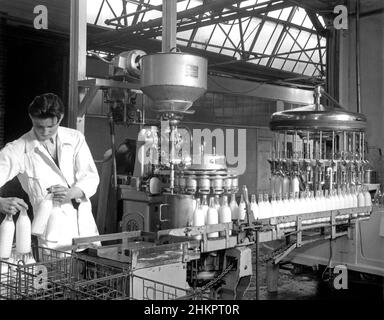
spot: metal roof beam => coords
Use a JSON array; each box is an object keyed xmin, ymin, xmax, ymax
[
  {"xmin": 90, "ymin": 1, "xmax": 290, "ymax": 46},
  {"xmin": 91, "ymin": 0, "xmax": 244, "ymax": 43},
  {"xmin": 305, "ymin": 10, "xmax": 328, "ymax": 37}
]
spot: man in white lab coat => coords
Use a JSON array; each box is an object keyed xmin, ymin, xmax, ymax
[{"xmin": 0, "ymin": 93, "xmax": 100, "ymax": 250}]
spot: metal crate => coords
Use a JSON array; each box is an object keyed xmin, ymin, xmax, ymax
[
  {"xmin": 130, "ymin": 274, "xmax": 204, "ymax": 300},
  {"xmin": 1, "ymin": 245, "xmax": 208, "ymax": 300},
  {"xmin": 0, "ymin": 246, "xmax": 75, "ymax": 300},
  {"xmin": 0, "ymin": 245, "xmax": 132, "ymax": 300}
]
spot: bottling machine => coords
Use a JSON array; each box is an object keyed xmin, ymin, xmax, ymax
[
  {"xmin": 76, "ymin": 51, "xmax": 380, "ymax": 300},
  {"xmin": 74, "ymin": 50, "xmax": 257, "ymax": 300},
  {"xmin": 266, "ymin": 86, "xmax": 384, "ymax": 282}
]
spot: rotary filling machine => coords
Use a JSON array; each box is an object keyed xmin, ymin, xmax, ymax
[{"xmin": 68, "ymin": 51, "xmax": 381, "ymax": 299}]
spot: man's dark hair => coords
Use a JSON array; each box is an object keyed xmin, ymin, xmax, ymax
[{"xmin": 28, "ymin": 93, "xmax": 64, "ymax": 119}]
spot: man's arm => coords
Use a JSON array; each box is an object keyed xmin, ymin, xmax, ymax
[
  {"xmin": 72, "ymin": 133, "xmax": 100, "ymax": 200},
  {"xmin": 0, "ymin": 143, "xmax": 29, "ymax": 214}
]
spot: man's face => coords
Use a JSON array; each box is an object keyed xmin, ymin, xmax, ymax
[{"xmin": 30, "ymin": 115, "xmax": 63, "ymax": 141}]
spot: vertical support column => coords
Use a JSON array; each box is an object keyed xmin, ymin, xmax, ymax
[
  {"xmin": 0, "ymin": 18, "xmax": 6, "ymax": 148},
  {"xmin": 162, "ymin": 0, "xmax": 177, "ymax": 52},
  {"xmin": 68, "ymin": 0, "xmax": 87, "ymax": 132}
]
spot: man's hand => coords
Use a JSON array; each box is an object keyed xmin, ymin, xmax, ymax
[
  {"xmin": 0, "ymin": 197, "xmax": 28, "ymax": 215},
  {"xmin": 48, "ymin": 185, "xmax": 85, "ymax": 204}
]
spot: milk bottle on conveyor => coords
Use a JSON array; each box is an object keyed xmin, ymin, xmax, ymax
[
  {"xmin": 257, "ymin": 194, "xmax": 265, "ymax": 218},
  {"xmin": 351, "ymin": 186, "xmax": 358, "ymax": 208},
  {"xmin": 270, "ymin": 194, "xmax": 278, "ymax": 217},
  {"xmin": 289, "ymin": 192, "xmax": 296, "ymax": 215},
  {"xmin": 347, "ymin": 187, "xmax": 354, "ymax": 209},
  {"xmin": 282, "ymin": 193, "xmax": 290, "ymax": 216},
  {"xmin": 275, "ymin": 194, "xmax": 283, "ymax": 217},
  {"xmin": 315, "ymin": 190, "xmax": 326, "ymax": 222},
  {"xmin": 350, "ymin": 186, "xmax": 358, "ymax": 218},
  {"xmin": 0, "ymin": 214, "xmax": 15, "ymax": 259},
  {"xmin": 250, "ymin": 194, "xmax": 259, "ymax": 220},
  {"xmin": 323, "ymin": 190, "xmax": 331, "ymax": 222},
  {"xmin": 357, "ymin": 186, "xmax": 365, "ymax": 208},
  {"xmin": 238, "ymin": 194, "xmax": 247, "ymax": 221},
  {"xmin": 201, "ymin": 195, "xmax": 209, "ymax": 224},
  {"xmin": 16, "ymin": 209, "xmax": 31, "ymax": 255},
  {"xmin": 214, "ymin": 195, "xmax": 221, "ymax": 211},
  {"xmin": 297, "ymin": 191, "xmax": 305, "ymax": 215},
  {"xmin": 290, "ymin": 175, "xmax": 300, "ymax": 195},
  {"xmin": 207, "ymin": 197, "xmax": 219, "ymax": 238},
  {"xmin": 193, "ymin": 199, "xmax": 204, "ymax": 240},
  {"xmin": 337, "ymin": 188, "xmax": 345, "ymax": 209},
  {"xmin": 332, "ymin": 189, "xmax": 340, "ymax": 210},
  {"xmin": 288, "ymin": 193, "xmax": 297, "ymax": 226},
  {"xmin": 364, "ymin": 186, "xmax": 372, "ymax": 208},
  {"xmin": 263, "ymin": 194, "xmax": 272, "ymax": 219},
  {"xmin": 308, "ymin": 191, "xmax": 316, "ymax": 224},
  {"xmin": 219, "ymin": 195, "xmax": 232, "ymax": 236},
  {"xmin": 229, "ymin": 194, "xmax": 239, "ymax": 221}
]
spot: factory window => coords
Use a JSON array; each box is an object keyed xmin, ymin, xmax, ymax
[{"xmin": 87, "ymin": 0, "xmax": 327, "ymax": 87}]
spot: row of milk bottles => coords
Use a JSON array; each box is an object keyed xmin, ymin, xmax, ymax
[
  {"xmin": 192, "ymin": 194, "xmax": 249, "ymax": 239},
  {"xmin": 253, "ymin": 185, "xmax": 372, "ymax": 227},
  {"xmin": 270, "ymin": 174, "xmax": 300, "ymax": 196}
]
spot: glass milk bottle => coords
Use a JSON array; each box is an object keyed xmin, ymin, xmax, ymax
[
  {"xmin": 214, "ymin": 195, "xmax": 221, "ymax": 211},
  {"xmin": 288, "ymin": 192, "xmax": 296, "ymax": 216},
  {"xmin": 337, "ymin": 188, "xmax": 345, "ymax": 209},
  {"xmin": 351, "ymin": 186, "xmax": 358, "ymax": 208},
  {"xmin": 263, "ymin": 194, "xmax": 272, "ymax": 219},
  {"xmin": 270, "ymin": 194, "xmax": 278, "ymax": 217},
  {"xmin": 275, "ymin": 194, "xmax": 283, "ymax": 217},
  {"xmin": 357, "ymin": 186, "xmax": 366, "ymax": 207},
  {"xmin": 16, "ymin": 209, "xmax": 31, "ymax": 255},
  {"xmin": 219, "ymin": 196, "xmax": 232, "ymax": 236},
  {"xmin": 364, "ymin": 186, "xmax": 372, "ymax": 207},
  {"xmin": 290, "ymin": 175, "xmax": 300, "ymax": 195},
  {"xmin": 32, "ymin": 193, "xmax": 53, "ymax": 236},
  {"xmin": 192, "ymin": 199, "xmax": 204, "ymax": 240},
  {"xmin": 258, "ymin": 194, "xmax": 265, "ymax": 219},
  {"xmin": 298, "ymin": 191, "xmax": 306, "ymax": 215},
  {"xmin": 332, "ymin": 189, "xmax": 340, "ymax": 210},
  {"xmin": 281, "ymin": 193, "xmax": 290, "ymax": 216},
  {"xmin": 0, "ymin": 214, "xmax": 15, "ymax": 259},
  {"xmin": 250, "ymin": 194, "xmax": 259, "ymax": 220},
  {"xmin": 238, "ymin": 194, "xmax": 247, "ymax": 221},
  {"xmin": 207, "ymin": 197, "xmax": 219, "ymax": 238},
  {"xmin": 229, "ymin": 193, "xmax": 239, "ymax": 221},
  {"xmin": 201, "ymin": 195, "xmax": 209, "ymax": 224}
]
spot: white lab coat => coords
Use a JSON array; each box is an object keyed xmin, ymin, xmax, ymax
[{"xmin": 0, "ymin": 126, "xmax": 100, "ymax": 250}]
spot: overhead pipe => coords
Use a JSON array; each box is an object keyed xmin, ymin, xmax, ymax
[{"xmin": 355, "ymin": 0, "xmax": 361, "ymax": 113}]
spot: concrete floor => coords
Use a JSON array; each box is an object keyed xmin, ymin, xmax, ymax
[{"xmin": 243, "ymin": 244, "xmax": 384, "ymax": 300}]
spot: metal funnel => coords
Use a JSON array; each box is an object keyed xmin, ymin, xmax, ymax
[{"xmin": 141, "ymin": 52, "xmax": 208, "ymax": 113}]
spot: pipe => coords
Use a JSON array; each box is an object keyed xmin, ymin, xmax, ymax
[{"xmin": 356, "ymin": 0, "xmax": 361, "ymax": 113}]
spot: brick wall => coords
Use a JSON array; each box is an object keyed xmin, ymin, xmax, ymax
[{"xmin": 0, "ymin": 19, "xmax": 5, "ymax": 148}]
